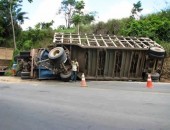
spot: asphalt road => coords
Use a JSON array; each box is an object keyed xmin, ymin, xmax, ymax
[{"xmin": 0, "ymin": 79, "xmax": 170, "ymax": 130}]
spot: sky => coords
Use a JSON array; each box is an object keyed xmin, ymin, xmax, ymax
[{"xmin": 21, "ymin": 0, "xmax": 170, "ymax": 30}]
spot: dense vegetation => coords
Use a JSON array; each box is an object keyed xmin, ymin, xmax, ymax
[{"xmin": 0, "ymin": 0, "xmax": 170, "ymax": 56}]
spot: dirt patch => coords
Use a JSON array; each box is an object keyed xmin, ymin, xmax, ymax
[
  {"xmin": 160, "ymin": 79, "xmax": 170, "ymax": 83},
  {"xmin": 0, "ymin": 76, "xmax": 169, "ymax": 83},
  {"xmin": 0, "ymin": 76, "xmax": 35, "ymax": 83},
  {"xmin": 160, "ymin": 57, "xmax": 170, "ymax": 82}
]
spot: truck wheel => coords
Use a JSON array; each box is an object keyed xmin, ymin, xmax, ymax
[
  {"xmin": 16, "ymin": 71, "xmax": 21, "ymax": 76},
  {"xmin": 48, "ymin": 47, "xmax": 67, "ymax": 64},
  {"xmin": 21, "ymin": 75, "xmax": 30, "ymax": 79},
  {"xmin": 148, "ymin": 47, "xmax": 165, "ymax": 58},
  {"xmin": 21, "ymin": 72, "xmax": 30, "ymax": 79},
  {"xmin": 60, "ymin": 71, "xmax": 72, "ymax": 81},
  {"xmin": 148, "ymin": 53, "xmax": 165, "ymax": 58},
  {"xmin": 151, "ymin": 73, "xmax": 160, "ymax": 82}
]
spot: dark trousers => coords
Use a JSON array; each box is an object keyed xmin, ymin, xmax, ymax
[{"xmin": 71, "ymin": 71, "xmax": 77, "ymax": 81}]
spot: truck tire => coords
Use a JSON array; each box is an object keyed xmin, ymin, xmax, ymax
[
  {"xmin": 20, "ymin": 51, "xmax": 30, "ymax": 57},
  {"xmin": 16, "ymin": 71, "xmax": 21, "ymax": 76},
  {"xmin": 60, "ymin": 71, "xmax": 72, "ymax": 81},
  {"xmin": 21, "ymin": 75, "xmax": 30, "ymax": 79},
  {"xmin": 148, "ymin": 47, "xmax": 165, "ymax": 58},
  {"xmin": 148, "ymin": 53, "xmax": 165, "ymax": 58},
  {"xmin": 48, "ymin": 47, "xmax": 67, "ymax": 65},
  {"xmin": 21, "ymin": 72, "xmax": 30, "ymax": 79},
  {"xmin": 151, "ymin": 73, "xmax": 160, "ymax": 82}
]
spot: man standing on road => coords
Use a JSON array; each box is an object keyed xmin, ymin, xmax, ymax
[{"xmin": 71, "ymin": 59, "xmax": 79, "ymax": 82}]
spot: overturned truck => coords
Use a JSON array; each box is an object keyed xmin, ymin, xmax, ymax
[
  {"xmin": 16, "ymin": 33, "xmax": 166, "ymax": 81},
  {"xmin": 0, "ymin": 47, "xmax": 13, "ymax": 75}
]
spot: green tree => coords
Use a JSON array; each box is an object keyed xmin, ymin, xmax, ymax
[
  {"xmin": 58, "ymin": 0, "xmax": 76, "ymax": 28},
  {"xmin": 8, "ymin": 0, "xmax": 32, "ymax": 50},
  {"xmin": 59, "ymin": 0, "xmax": 96, "ymax": 30},
  {"xmin": 105, "ymin": 19, "xmax": 122, "ymax": 35},
  {"xmin": 0, "ymin": 0, "xmax": 32, "ymax": 48},
  {"xmin": 72, "ymin": 0, "xmax": 85, "ymax": 33},
  {"xmin": 81, "ymin": 12, "xmax": 96, "ymax": 25},
  {"xmin": 35, "ymin": 21, "xmax": 54, "ymax": 30},
  {"xmin": 130, "ymin": 1, "xmax": 143, "ymax": 19},
  {"xmin": 92, "ymin": 21, "xmax": 107, "ymax": 34},
  {"xmin": 121, "ymin": 7, "xmax": 170, "ymax": 42},
  {"xmin": 9, "ymin": 0, "xmax": 17, "ymax": 50}
]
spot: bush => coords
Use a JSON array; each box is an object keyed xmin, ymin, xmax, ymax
[
  {"xmin": 160, "ymin": 42, "xmax": 170, "ymax": 57},
  {"xmin": 23, "ymin": 40, "xmax": 33, "ymax": 50},
  {"xmin": 5, "ymin": 70, "xmax": 13, "ymax": 76}
]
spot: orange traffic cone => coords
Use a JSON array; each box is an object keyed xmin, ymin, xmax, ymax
[
  {"xmin": 81, "ymin": 73, "xmax": 87, "ymax": 87},
  {"xmin": 146, "ymin": 74, "xmax": 153, "ymax": 88}
]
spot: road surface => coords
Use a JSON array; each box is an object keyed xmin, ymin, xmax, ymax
[{"xmin": 0, "ymin": 79, "xmax": 170, "ymax": 130}]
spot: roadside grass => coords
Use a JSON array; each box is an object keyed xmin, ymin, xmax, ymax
[
  {"xmin": 160, "ymin": 42, "xmax": 170, "ymax": 57},
  {"xmin": 5, "ymin": 70, "xmax": 13, "ymax": 76}
]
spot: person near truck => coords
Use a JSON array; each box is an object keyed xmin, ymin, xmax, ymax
[{"xmin": 71, "ymin": 59, "xmax": 79, "ymax": 82}]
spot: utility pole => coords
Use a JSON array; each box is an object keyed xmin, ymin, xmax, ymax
[{"xmin": 9, "ymin": 0, "xmax": 17, "ymax": 50}]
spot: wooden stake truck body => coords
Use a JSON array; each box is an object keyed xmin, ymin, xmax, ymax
[
  {"xmin": 0, "ymin": 47, "xmax": 13, "ymax": 75},
  {"xmin": 52, "ymin": 33, "xmax": 165, "ymax": 81},
  {"xmin": 16, "ymin": 33, "xmax": 165, "ymax": 81}
]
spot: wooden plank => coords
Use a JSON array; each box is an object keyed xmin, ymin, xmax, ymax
[
  {"xmin": 100, "ymin": 34, "xmax": 108, "ymax": 47},
  {"xmin": 85, "ymin": 33, "xmax": 90, "ymax": 46},
  {"xmin": 30, "ymin": 49, "xmax": 38, "ymax": 78},
  {"xmin": 87, "ymin": 50, "xmax": 91, "ymax": 76},
  {"xmin": 78, "ymin": 34, "xmax": 81, "ymax": 45},
  {"xmin": 0, "ymin": 60, "xmax": 11, "ymax": 66},
  {"xmin": 128, "ymin": 52, "xmax": 134, "ymax": 78},
  {"xmin": 125, "ymin": 40, "xmax": 134, "ymax": 48},
  {"xmin": 107, "ymin": 35, "xmax": 117, "ymax": 47},
  {"xmin": 120, "ymin": 51, "xmax": 125, "ymax": 77},
  {"xmin": 139, "ymin": 52, "xmax": 146, "ymax": 76},
  {"xmin": 95, "ymin": 50, "xmax": 99, "ymax": 77},
  {"xmin": 135, "ymin": 51, "xmax": 142, "ymax": 77},
  {"xmin": 123, "ymin": 51, "xmax": 131, "ymax": 77},
  {"xmin": 115, "ymin": 36, "xmax": 125, "ymax": 47},
  {"xmin": 93, "ymin": 34, "xmax": 100, "ymax": 47},
  {"xmin": 69, "ymin": 33, "xmax": 72, "ymax": 43},
  {"xmin": 112, "ymin": 51, "xmax": 116, "ymax": 77},
  {"xmin": 104, "ymin": 50, "xmax": 108, "ymax": 77},
  {"xmin": 0, "ymin": 48, "xmax": 13, "ymax": 60}
]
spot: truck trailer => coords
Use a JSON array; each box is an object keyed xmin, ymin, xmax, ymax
[
  {"xmin": 15, "ymin": 33, "xmax": 166, "ymax": 81},
  {"xmin": 0, "ymin": 47, "xmax": 13, "ymax": 75}
]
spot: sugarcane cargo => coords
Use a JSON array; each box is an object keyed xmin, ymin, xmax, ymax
[
  {"xmin": 0, "ymin": 47, "xmax": 14, "ymax": 75},
  {"xmin": 15, "ymin": 33, "xmax": 166, "ymax": 81}
]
